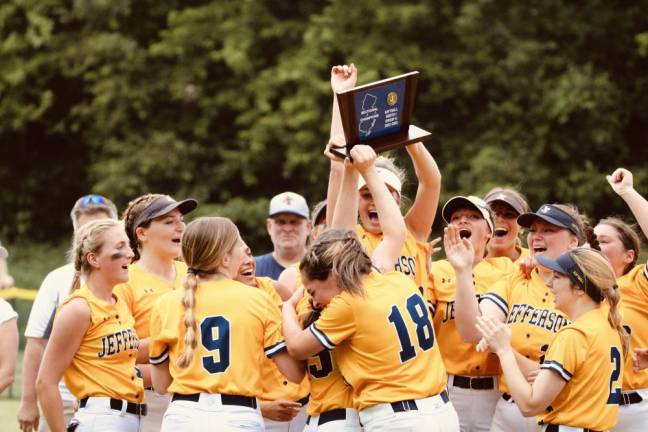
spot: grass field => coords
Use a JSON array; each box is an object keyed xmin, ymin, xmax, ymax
[{"xmin": 0, "ymin": 399, "xmax": 20, "ymax": 432}]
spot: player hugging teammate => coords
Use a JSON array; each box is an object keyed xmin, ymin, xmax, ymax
[{"xmin": 27, "ymin": 64, "xmax": 648, "ymax": 432}]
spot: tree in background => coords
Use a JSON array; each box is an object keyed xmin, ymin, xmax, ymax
[{"xmin": 1, "ymin": 0, "xmax": 647, "ymax": 252}]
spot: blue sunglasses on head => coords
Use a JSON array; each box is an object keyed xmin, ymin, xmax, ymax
[{"xmin": 76, "ymin": 194, "xmax": 109, "ymax": 207}]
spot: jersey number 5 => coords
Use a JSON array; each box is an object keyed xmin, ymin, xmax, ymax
[
  {"xmin": 200, "ymin": 316, "xmax": 231, "ymax": 374},
  {"xmin": 607, "ymin": 346, "xmax": 622, "ymax": 404},
  {"xmin": 388, "ymin": 294, "xmax": 435, "ymax": 363}
]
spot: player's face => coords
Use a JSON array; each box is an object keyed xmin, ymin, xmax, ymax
[
  {"xmin": 235, "ymin": 243, "xmax": 256, "ymax": 286},
  {"xmin": 303, "ymin": 274, "xmax": 341, "ymax": 309},
  {"xmin": 225, "ymin": 237, "xmax": 247, "ymax": 279},
  {"xmin": 546, "ymin": 272, "xmax": 578, "ymax": 314},
  {"xmin": 93, "ymin": 225, "xmax": 134, "ymax": 285},
  {"xmin": 528, "ymin": 220, "xmax": 577, "ymax": 260},
  {"xmin": 449, "ymin": 207, "xmax": 491, "ymax": 251},
  {"xmin": 488, "ymin": 202, "xmax": 521, "ymax": 253},
  {"xmin": 358, "ymin": 186, "xmax": 401, "ymax": 234},
  {"xmin": 594, "ymin": 223, "xmax": 634, "ymax": 278},
  {"xmin": 140, "ymin": 208, "xmax": 185, "ymax": 259},
  {"xmin": 267, "ymin": 214, "xmax": 310, "ymax": 252}
]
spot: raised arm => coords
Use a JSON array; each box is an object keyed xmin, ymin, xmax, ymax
[
  {"xmin": 326, "ymin": 64, "xmax": 357, "ymax": 226},
  {"xmin": 445, "ymin": 224, "xmax": 506, "ymax": 343},
  {"xmin": 331, "ymin": 157, "xmax": 360, "ymax": 231},
  {"xmin": 404, "ymin": 142, "xmax": 442, "ymax": 242},
  {"xmin": 351, "ymin": 145, "xmax": 407, "ymax": 272},
  {"xmin": 607, "ymin": 168, "xmax": 648, "ymax": 239},
  {"xmin": 36, "ymin": 299, "xmax": 90, "ymax": 432}
]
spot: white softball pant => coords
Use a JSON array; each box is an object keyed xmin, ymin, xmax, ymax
[
  {"xmin": 303, "ymin": 408, "xmax": 362, "ymax": 432},
  {"xmin": 612, "ymin": 388, "xmax": 648, "ymax": 431},
  {"xmin": 447, "ymin": 374, "xmax": 500, "ymax": 432}
]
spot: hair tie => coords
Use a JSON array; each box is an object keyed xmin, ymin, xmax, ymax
[
  {"xmin": 187, "ymin": 267, "xmax": 200, "ymax": 275},
  {"xmin": 613, "ymin": 283, "xmax": 619, "ymax": 291}
]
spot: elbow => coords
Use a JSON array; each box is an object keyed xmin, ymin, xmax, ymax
[
  {"xmin": 285, "ymin": 344, "xmax": 309, "ymax": 361},
  {"xmin": 517, "ymin": 401, "xmax": 543, "ymax": 417}
]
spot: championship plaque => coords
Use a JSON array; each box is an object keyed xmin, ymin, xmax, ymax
[{"xmin": 332, "ymin": 71, "xmax": 432, "ymax": 159}]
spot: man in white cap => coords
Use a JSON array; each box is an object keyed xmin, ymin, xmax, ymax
[{"xmin": 255, "ymin": 192, "xmax": 311, "ymax": 280}]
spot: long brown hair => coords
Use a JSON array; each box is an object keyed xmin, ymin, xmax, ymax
[
  {"xmin": 299, "ymin": 229, "xmax": 372, "ymax": 297},
  {"xmin": 176, "ymin": 217, "xmax": 240, "ymax": 368},
  {"xmin": 598, "ymin": 217, "xmax": 641, "ymax": 275},
  {"xmin": 571, "ymin": 247, "xmax": 630, "ymax": 357},
  {"xmin": 121, "ymin": 193, "xmax": 165, "ymax": 261}
]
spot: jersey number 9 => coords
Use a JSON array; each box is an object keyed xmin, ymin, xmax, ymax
[
  {"xmin": 200, "ymin": 316, "xmax": 231, "ymax": 374},
  {"xmin": 388, "ymin": 294, "xmax": 435, "ymax": 363}
]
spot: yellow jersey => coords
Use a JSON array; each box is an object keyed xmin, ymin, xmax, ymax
[
  {"xmin": 149, "ymin": 279, "xmax": 285, "ymax": 396},
  {"xmin": 61, "ymin": 285, "xmax": 143, "ymax": 402},
  {"xmin": 295, "ymin": 290, "xmax": 354, "ymax": 416},
  {"xmin": 114, "ymin": 260, "xmax": 186, "ymax": 338},
  {"xmin": 481, "ymin": 270, "xmax": 570, "ymax": 394},
  {"xmin": 355, "ymin": 225, "xmax": 429, "ymax": 294},
  {"xmin": 430, "ymin": 257, "xmax": 515, "ymax": 376},
  {"xmin": 618, "ymin": 263, "xmax": 648, "ymax": 390},
  {"xmin": 310, "ymin": 271, "xmax": 446, "ymax": 410},
  {"xmin": 514, "ymin": 247, "xmax": 531, "ymax": 265},
  {"xmin": 539, "ymin": 307, "xmax": 622, "ymax": 430},
  {"xmin": 255, "ymin": 277, "xmax": 310, "ymax": 403}
]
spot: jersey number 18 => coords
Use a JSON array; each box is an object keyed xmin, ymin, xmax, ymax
[{"xmin": 388, "ymin": 294, "xmax": 435, "ymax": 363}]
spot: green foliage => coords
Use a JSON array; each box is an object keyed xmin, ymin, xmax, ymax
[{"xmin": 1, "ymin": 0, "xmax": 647, "ymax": 251}]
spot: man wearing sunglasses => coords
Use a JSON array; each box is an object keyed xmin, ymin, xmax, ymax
[{"xmin": 17, "ymin": 195, "xmax": 118, "ymax": 432}]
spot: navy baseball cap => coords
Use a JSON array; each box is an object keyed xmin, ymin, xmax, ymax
[
  {"xmin": 517, "ymin": 204, "xmax": 582, "ymax": 241},
  {"xmin": 132, "ymin": 195, "xmax": 198, "ymax": 232},
  {"xmin": 536, "ymin": 251, "xmax": 602, "ymax": 303}
]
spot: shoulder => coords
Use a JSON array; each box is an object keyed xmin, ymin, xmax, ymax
[
  {"xmin": 58, "ymin": 296, "xmax": 92, "ymax": 322},
  {"xmin": 40, "ymin": 263, "xmax": 75, "ymax": 291},
  {"xmin": 254, "ymin": 253, "xmax": 273, "ymax": 263}
]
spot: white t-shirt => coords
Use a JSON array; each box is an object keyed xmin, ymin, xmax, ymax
[
  {"xmin": 0, "ymin": 298, "xmax": 17, "ymax": 324},
  {"xmin": 24, "ymin": 263, "xmax": 76, "ymax": 401}
]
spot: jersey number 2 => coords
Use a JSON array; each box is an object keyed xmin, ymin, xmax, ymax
[
  {"xmin": 200, "ymin": 316, "xmax": 231, "ymax": 374},
  {"xmin": 387, "ymin": 294, "xmax": 435, "ymax": 363},
  {"xmin": 607, "ymin": 346, "xmax": 622, "ymax": 404}
]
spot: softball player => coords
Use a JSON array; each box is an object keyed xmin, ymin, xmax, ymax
[
  {"xmin": 115, "ymin": 193, "xmax": 197, "ymax": 431},
  {"xmin": 236, "ymin": 245, "xmax": 311, "ymax": 432},
  {"xmin": 36, "ymin": 219, "xmax": 145, "ymax": 432},
  {"xmin": 447, "ymin": 203, "xmax": 594, "ymax": 432},
  {"xmin": 477, "ymin": 247, "xmax": 628, "ymax": 431},
  {"xmin": 283, "ymin": 145, "xmax": 459, "ymax": 432},
  {"xmin": 483, "ymin": 188, "xmax": 531, "ymax": 263},
  {"xmin": 432, "ymin": 195, "xmax": 516, "ymax": 431},
  {"xmin": 148, "ymin": 216, "xmax": 304, "ymax": 432},
  {"xmin": 596, "ymin": 168, "xmax": 648, "ymax": 431}
]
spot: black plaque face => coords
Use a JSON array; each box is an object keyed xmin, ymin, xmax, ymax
[{"xmin": 333, "ymin": 71, "xmax": 432, "ymax": 159}]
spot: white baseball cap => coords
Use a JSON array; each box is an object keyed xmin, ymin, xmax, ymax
[
  {"xmin": 269, "ymin": 192, "xmax": 309, "ymax": 219},
  {"xmin": 357, "ymin": 167, "xmax": 402, "ymax": 195}
]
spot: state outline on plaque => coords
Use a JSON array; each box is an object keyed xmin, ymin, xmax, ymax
[{"xmin": 359, "ymin": 93, "xmax": 378, "ymax": 136}]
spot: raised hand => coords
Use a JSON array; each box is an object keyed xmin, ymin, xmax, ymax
[
  {"xmin": 476, "ymin": 316, "xmax": 512, "ymax": 355},
  {"xmin": 324, "ymin": 134, "xmax": 346, "ymax": 162},
  {"xmin": 349, "ymin": 145, "xmax": 377, "ymax": 174},
  {"xmin": 331, "ymin": 64, "xmax": 358, "ymax": 94},
  {"xmin": 606, "ymin": 168, "xmax": 634, "ymax": 197},
  {"xmin": 444, "ymin": 224, "xmax": 475, "ymax": 272}
]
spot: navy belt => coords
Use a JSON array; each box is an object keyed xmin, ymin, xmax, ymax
[
  {"xmin": 452, "ymin": 375, "xmax": 494, "ymax": 390},
  {"xmin": 544, "ymin": 424, "xmax": 601, "ymax": 432},
  {"xmin": 297, "ymin": 394, "xmax": 310, "ymax": 406},
  {"xmin": 172, "ymin": 393, "xmax": 257, "ymax": 409},
  {"xmin": 79, "ymin": 397, "xmax": 147, "ymax": 416},
  {"xmin": 620, "ymin": 391, "xmax": 643, "ymax": 406},
  {"xmin": 307, "ymin": 408, "xmax": 346, "ymax": 426}
]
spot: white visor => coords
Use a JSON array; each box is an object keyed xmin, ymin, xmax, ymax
[{"xmin": 358, "ymin": 167, "xmax": 402, "ymax": 195}]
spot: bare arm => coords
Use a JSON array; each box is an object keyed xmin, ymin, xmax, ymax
[
  {"xmin": 137, "ymin": 338, "xmax": 150, "ymax": 363},
  {"xmin": 607, "ymin": 168, "xmax": 648, "ymax": 239},
  {"xmin": 404, "ymin": 142, "xmax": 442, "ymax": 242},
  {"xmin": 36, "ymin": 299, "xmax": 90, "ymax": 432},
  {"xmin": 17, "ymin": 338, "xmax": 47, "ymax": 432},
  {"xmin": 0, "ymin": 317, "xmax": 18, "ymax": 392},
  {"xmin": 282, "ymin": 289, "xmax": 327, "ymax": 360},
  {"xmin": 272, "ymin": 351, "xmax": 306, "ymax": 383},
  {"xmin": 477, "ymin": 317, "xmax": 564, "ymax": 416},
  {"xmin": 277, "ymin": 266, "xmax": 299, "ymax": 293},
  {"xmin": 331, "ymin": 162, "xmax": 360, "ymax": 231},
  {"xmin": 150, "ymin": 362, "xmax": 172, "ymax": 395},
  {"xmin": 272, "ymin": 280, "xmax": 294, "ymax": 302},
  {"xmin": 351, "ymin": 145, "xmax": 407, "ymax": 271},
  {"xmin": 444, "ymin": 225, "xmax": 506, "ymax": 342}
]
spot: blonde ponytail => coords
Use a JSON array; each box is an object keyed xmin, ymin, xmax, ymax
[
  {"xmin": 177, "ymin": 272, "xmax": 199, "ymax": 368},
  {"xmin": 69, "ymin": 219, "xmax": 121, "ymax": 292}
]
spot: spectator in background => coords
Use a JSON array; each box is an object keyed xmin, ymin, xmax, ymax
[
  {"xmin": 254, "ymin": 192, "xmax": 311, "ymax": 280},
  {"xmin": 0, "ymin": 241, "xmax": 14, "ymax": 289},
  {"xmin": 0, "ymin": 243, "xmax": 19, "ymax": 393},
  {"xmin": 17, "ymin": 194, "xmax": 118, "ymax": 432}
]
